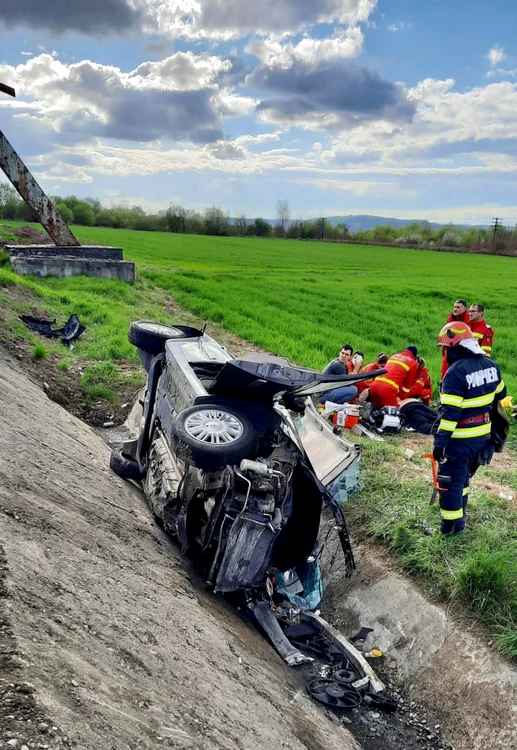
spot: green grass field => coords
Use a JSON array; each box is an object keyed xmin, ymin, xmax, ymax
[
  {"xmin": 6, "ymin": 223, "xmax": 514, "ymax": 387},
  {"xmin": 2, "ymin": 223, "xmax": 517, "ymax": 655}
]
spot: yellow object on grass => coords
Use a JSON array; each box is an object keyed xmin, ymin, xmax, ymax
[{"xmin": 501, "ymin": 396, "xmax": 514, "ymax": 409}]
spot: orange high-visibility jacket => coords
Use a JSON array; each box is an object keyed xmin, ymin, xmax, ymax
[
  {"xmin": 375, "ymin": 350, "xmax": 419, "ymax": 398},
  {"xmin": 469, "ymin": 319, "xmax": 494, "ymax": 356},
  {"xmin": 408, "ymin": 367, "xmax": 432, "ymax": 405}
]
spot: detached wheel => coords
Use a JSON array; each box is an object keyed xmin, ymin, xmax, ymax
[
  {"xmin": 129, "ymin": 321, "xmax": 189, "ymax": 355},
  {"xmin": 110, "ymin": 447, "xmax": 143, "ymax": 481},
  {"xmin": 171, "ymin": 405, "xmax": 256, "ymax": 470}
]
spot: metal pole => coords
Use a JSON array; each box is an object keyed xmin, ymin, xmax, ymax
[
  {"xmin": 0, "ymin": 82, "xmax": 16, "ymax": 98},
  {"xmin": 0, "ymin": 130, "xmax": 80, "ymax": 246}
]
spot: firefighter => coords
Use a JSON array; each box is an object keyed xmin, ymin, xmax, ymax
[
  {"xmin": 369, "ymin": 346, "xmax": 419, "ymax": 409},
  {"xmin": 434, "ymin": 322, "xmax": 506, "ymax": 534},
  {"xmin": 407, "ymin": 356, "xmax": 432, "ymax": 405},
  {"xmin": 441, "ymin": 299, "xmax": 470, "ymax": 379},
  {"xmin": 468, "ymin": 303, "xmax": 495, "ymax": 356}
]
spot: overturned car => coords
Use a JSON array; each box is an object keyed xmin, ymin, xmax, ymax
[{"xmin": 111, "ymin": 321, "xmax": 383, "ymax": 667}]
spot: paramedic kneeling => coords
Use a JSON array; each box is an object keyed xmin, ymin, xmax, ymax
[{"xmin": 433, "ymin": 322, "xmax": 506, "ymax": 535}]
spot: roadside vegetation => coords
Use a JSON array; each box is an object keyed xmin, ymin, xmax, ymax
[
  {"xmin": 2, "ymin": 186, "xmax": 516, "ymax": 252},
  {"xmin": 351, "ymin": 439, "xmax": 517, "ymax": 657}
]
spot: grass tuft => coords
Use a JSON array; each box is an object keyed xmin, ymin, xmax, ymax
[{"xmin": 33, "ymin": 342, "xmax": 48, "ymax": 360}]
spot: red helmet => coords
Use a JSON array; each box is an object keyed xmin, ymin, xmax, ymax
[{"xmin": 437, "ymin": 321, "xmax": 474, "ymax": 347}]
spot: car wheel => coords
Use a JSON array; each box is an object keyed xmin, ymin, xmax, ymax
[
  {"xmin": 110, "ymin": 447, "xmax": 143, "ymax": 481},
  {"xmin": 128, "ymin": 321, "xmax": 190, "ymax": 355},
  {"xmin": 171, "ymin": 405, "xmax": 257, "ymax": 470}
]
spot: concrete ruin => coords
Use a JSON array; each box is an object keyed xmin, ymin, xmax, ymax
[{"xmin": 0, "ymin": 83, "xmax": 135, "ymax": 283}]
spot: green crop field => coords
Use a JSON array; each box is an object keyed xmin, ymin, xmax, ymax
[
  {"xmin": 78, "ymin": 226, "xmax": 517, "ymax": 392},
  {"xmin": 2, "ymin": 223, "xmax": 516, "ymax": 394}
]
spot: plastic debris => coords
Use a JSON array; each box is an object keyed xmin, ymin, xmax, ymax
[{"xmin": 20, "ymin": 313, "xmax": 86, "ymax": 350}]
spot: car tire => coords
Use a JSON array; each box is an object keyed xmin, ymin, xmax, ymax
[
  {"xmin": 171, "ymin": 404, "xmax": 257, "ymax": 470},
  {"xmin": 128, "ymin": 320, "xmax": 190, "ymax": 355},
  {"xmin": 110, "ymin": 447, "xmax": 143, "ymax": 481}
]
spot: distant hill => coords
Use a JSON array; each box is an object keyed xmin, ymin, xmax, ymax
[
  {"xmin": 323, "ymin": 215, "xmax": 488, "ymax": 232},
  {"xmin": 230, "ymin": 214, "xmax": 489, "ymax": 232}
]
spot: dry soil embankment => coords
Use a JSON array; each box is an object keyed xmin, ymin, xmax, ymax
[{"xmin": 0, "ymin": 350, "xmax": 357, "ymax": 750}]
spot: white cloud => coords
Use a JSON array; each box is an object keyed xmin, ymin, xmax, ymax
[
  {"xmin": 387, "ymin": 22, "xmax": 405, "ymax": 32},
  {"xmin": 323, "ymin": 78, "xmax": 517, "ymax": 172},
  {"xmin": 0, "ymin": 52, "xmax": 246, "ymax": 145},
  {"xmin": 293, "ymin": 177, "xmax": 417, "ymax": 198},
  {"xmin": 21, "ymin": 51, "xmax": 33, "ymax": 56},
  {"xmin": 143, "ymin": 0, "xmax": 378, "ymax": 40},
  {"xmin": 0, "ymin": 0, "xmax": 378, "ymax": 40},
  {"xmin": 487, "ymin": 44, "xmax": 506, "ymax": 67},
  {"xmin": 246, "ymin": 26, "xmax": 364, "ymax": 65}
]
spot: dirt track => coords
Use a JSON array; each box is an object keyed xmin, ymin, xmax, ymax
[{"xmin": 0, "ymin": 350, "xmax": 358, "ymax": 750}]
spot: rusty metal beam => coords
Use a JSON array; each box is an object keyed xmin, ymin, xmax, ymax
[
  {"xmin": 0, "ymin": 82, "xmax": 16, "ymax": 98},
  {"xmin": 0, "ymin": 130, "xmax": 80, "ymax": 246}
]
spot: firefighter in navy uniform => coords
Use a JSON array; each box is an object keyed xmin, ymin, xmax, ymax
[{"xmin": 433, "ymin": 322, "xmax": 506, "ymax": 534}]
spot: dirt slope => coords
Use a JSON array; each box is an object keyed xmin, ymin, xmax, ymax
[{"xmin": 0, "ymin": 350, "xmax": 358, "ymax": 750}]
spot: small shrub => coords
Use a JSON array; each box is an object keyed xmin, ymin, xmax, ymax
[
  {"xmin": 33, "ymin": 343, "xmax": 48, "ymax": 360},
  {"xmin": 442, "ymin": 231, "xmax": 462, "ymax": 247}
]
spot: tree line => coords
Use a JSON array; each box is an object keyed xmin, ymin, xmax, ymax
[{"xmin": 0, "ymin": 183, "xmax": 515, "ymax": 250}]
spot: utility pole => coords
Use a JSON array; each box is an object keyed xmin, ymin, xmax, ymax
[
  {"xmin": 491, "ymin": 217, "xmax": 503, "ymax": 249},
  {"xmin": 317, "ymin": 217, "xmax": 327, "ymax": 240}
]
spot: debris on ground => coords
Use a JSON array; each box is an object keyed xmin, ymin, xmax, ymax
[{"xmin": 20, "ymin": 313, "xmax": 86, "ymax": 349}]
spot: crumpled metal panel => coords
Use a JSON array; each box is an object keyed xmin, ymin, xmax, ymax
[{"xmin": 0, "ymin": 130, "xmax": 80, "ymax": 247}]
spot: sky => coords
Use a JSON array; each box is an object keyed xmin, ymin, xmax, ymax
[{"xmin": 0, "ymin": 0, "xmax": 517, "ymax": 225}]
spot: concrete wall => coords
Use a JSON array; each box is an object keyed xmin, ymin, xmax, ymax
[
  {"xmin": 5, "ymin": 244, "xmax": 124, "ymax": 261},
  {"xmin": 11, "ymin": 255, "xmax": 136, "ymax": 283}
]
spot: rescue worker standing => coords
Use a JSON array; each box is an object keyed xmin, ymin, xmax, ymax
[
  {"xmin": 369, "ymin": 346, "xmax": 419, "ymax": 409},
  {"xmin": 441, "ymin": 299, "xmax": 470, "ymax": 379},
  {"xmin": 433, "ymin": 322, "xmax": 506, "ymax": 534},
  {"xmin": 468, "ymin": 303, "xmax": 495, "ymax": 356}
]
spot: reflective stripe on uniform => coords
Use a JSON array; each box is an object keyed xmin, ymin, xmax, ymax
[
  {"xmin": 461, "ymin": 391, "xmax": 496, "ymax": 408},
  {"xmin": 387, "ymin": 358, "xmax": 410, "ymax": 371},
  {"xmin": 496, "ymin": 379, "xmax": 505, "ymax": 394},
  {"xmin": 439, "ymin": 419, "xmax": 457, "ymax": 432},
  {"xmin": 451, "ymin": 423, "xmax": 491, "ymax": 439},
  {"xmin": 441, "ymin": 508, "xmax": 464, "ymax": 520},
  {"xmin": 376, "ymin": 377, "xmax": 399, "ymax": 389},
  {"xmin": 441, "ymin": 389, "xmax": 498, "ymax": 409},
  {"xmin": 441, "ymin": 393, "xmax": 464, "ymax": 407},
  {"xmin": 462, "ymin": 487, "xmax": 469, "ymax": 496},
  {"xmin": 473, "ymin": 332, "xmax": 484, "ymax": 339}
]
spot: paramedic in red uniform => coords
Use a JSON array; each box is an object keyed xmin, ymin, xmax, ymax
[
  {"xmin": 441, "ymin": 299, "xmax": 470, "ymax": 379},
  {"xmin": 407, "ymin": 356, "xmax": 432, "ymax": 405},
  {"xmin": 355, "ymin": 353, "xmax": 388, "ymax": 401},
  {"xmin": 369, "ymin": 346, "xmax": 420, "ymax": 408},
  {"xmin": 468, "ymin": 304, "xmax": 494, "ymax": 356}
]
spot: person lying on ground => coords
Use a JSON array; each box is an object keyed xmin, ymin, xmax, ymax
[
  {"xmin": 320, "ymin": 345, "xmax": 358, "ymax": 405},
  {"xmin": 407, "ymin": 356, "xmax": 432, "ymax": 405}
]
